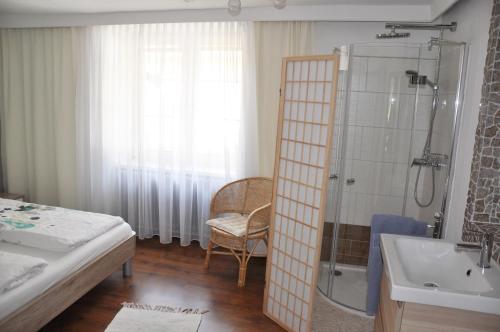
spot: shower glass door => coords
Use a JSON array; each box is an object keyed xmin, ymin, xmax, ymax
[
  {"xmin": 405, "ymin": 41, "xmax": 467, "ymax": 233},
  {"xmin": 319, "ymin": 43, "xmax": 428, "ymax": 311},
  {"xmin": 318, "ymin": 41, "xmax": 466, "ymax": 313}
]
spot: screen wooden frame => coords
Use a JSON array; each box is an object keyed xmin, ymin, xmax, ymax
[{"xmin": 263, "ymin": 54, "xmax": 340, "ymax": 332}]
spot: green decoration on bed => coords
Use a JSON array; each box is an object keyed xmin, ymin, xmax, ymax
[{"xmin": 1, "ymin": 218, "xmax": 35, "ymax": 229}]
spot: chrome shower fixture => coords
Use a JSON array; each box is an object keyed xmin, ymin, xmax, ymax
[
  {"xmin": 376, "ymin": 26, "xmax": 410, "ymax": 39},
  {"xmin": 428, "ymin": 36, "xmax": 466, "ymax": 51},
  {"xmin": 411, "ymin": 153, "xmax": 448, "ymax": 169},
  {"xmin": 405, "ymin": 70, "xmax": 427, "ymax": 86},
  {"xmin": 385, "ymin": 22, "xmax": 457, "ymax": 32},
  {"xmin": 376, "ymin": 22, "xmax": 457, "ymax": 40},
  {"xmin": 405, "ymin": 70, "xmax": 438, "ymax": 89}
]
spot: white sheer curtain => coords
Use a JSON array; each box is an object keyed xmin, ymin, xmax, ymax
[{"xmin": 75, "ymin": 22, "xmax": 258, "ymax": 247}]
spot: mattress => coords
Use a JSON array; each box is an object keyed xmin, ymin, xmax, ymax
[
  {"xmin": 0, "ymin": 198, "xmax": 124, "ymax": 251},
  {"xmin": 0, "ymin": 222, "xmax": 135, "ymax": 321}
]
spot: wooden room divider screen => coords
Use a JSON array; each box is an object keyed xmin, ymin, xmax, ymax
[{"xmin": 263, "ymin": 54, "xmax": 340, "ymax": 332}]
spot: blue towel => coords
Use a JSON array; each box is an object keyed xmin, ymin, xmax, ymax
[{"xmin": 365, "ymin": 214, "xmax": 428, "ymax": 316}]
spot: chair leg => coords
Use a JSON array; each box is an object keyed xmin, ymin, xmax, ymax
[
  {"xmin": 238, "ymin": 249, "xmax": 247, "ymax": 287},
  {"xmin": 204, "ymin": 240, "xmax": 213, "ymax": 269}
]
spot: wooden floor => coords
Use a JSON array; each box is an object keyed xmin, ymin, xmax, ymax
[{"xmin": 41, "ymin": 238, "xmax": 283, "ymax": 332}]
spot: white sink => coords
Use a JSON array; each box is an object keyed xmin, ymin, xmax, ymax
[{"xmin": 380, "ymin": 234, "xmax": 500, "ymax": 315}]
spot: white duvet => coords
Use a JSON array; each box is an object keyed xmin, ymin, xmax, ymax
[
  {"xmin": 0, "ymin": 251, "xmax": 48, "ymax": 294},
  {"xmin": 0, "ymin": 198, "xmax": 124, "ymax": 252}
]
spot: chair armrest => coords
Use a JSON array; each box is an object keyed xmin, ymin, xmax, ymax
[{"xmin": 246, "ymin": 203, "xmax": 272, "ymax": 236}]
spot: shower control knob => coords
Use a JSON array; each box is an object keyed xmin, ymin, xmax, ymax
[
  {"xmin": 346, "ymin": 178, "xmax": 355, "ymax": 185},
  {"xmin": 329, "ymin": 174, "xmax": 338, "ymax": 180}
]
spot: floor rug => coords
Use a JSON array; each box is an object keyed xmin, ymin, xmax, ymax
[
  {"xmin": 313, "ymin": 292, "xmax": 374, "ymax": 332},
  {"xmin": 105, "ymin": 302, "xmax": 206, "ymax": 332}
]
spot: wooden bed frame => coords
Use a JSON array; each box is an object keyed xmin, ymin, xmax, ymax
[{"xmin": 0, "ymin": 234, "xmax": 136, "ymax": 332}]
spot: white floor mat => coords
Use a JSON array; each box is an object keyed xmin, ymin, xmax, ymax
[{"xmin": 105, "ymin": 304, "xmax": 203, "ymax": 332}]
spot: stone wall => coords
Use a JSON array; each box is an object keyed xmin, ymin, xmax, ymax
[{"xmin": 463, "ymin": 0, "xmax": 500, "ymax": 264}]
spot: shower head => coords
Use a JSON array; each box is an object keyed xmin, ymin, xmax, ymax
[
  {"xmin": 376, "ymin": 27, "xmax": 410, "ymax": 39},
  {"xmin": 405, "ymin": 70, "xmax": 437, "ymax": 89},
  {"xmin": 405, "ymin": 70, "xmax": 422, "ymax": 84},
  {"xmin": 406, "ymin": 70, "xmax": 427, "ymax": 86}
]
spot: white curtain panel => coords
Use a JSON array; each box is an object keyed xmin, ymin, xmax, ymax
[
  {"xmin": 74, "ymin": 22, "xmax": 259, "ymax": 247},
  {"xmin": 255, "ymin": 22, "xmax": 313, "ymax": 177},
  {"xmin": 0, "ymin": 28, "xmax": 79, "ymax": 208}
]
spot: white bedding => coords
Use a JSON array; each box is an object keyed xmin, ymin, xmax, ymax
[
  {"xmin": 0, "ymin": 198, "xmax": 124, "ymax": 251},
  {"xmin": 0, "ymin": 222, "xmax": 134, "ymax": 321},
  {"xmin": 0, "ymin": 251, "xmax": 47, "ymax": 294}
]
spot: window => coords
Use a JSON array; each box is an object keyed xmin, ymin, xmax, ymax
[{"xmin": 99, "ymin": 23, "xmax": 251, "ymax": 178}]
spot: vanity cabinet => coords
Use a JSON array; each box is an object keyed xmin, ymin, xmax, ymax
[{"xmin": 375, "ymin": 270, "xmax": 500, "ymax": 332}]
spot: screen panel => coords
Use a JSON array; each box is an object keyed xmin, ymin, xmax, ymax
[{"xmin": 263, "ymin": 55, "xmax": 340, "ymax": 332}]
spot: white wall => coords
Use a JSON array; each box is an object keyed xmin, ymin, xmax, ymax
[{"xmin": 440, "ymin": 0, "xmax": 492, "ymax": 242}]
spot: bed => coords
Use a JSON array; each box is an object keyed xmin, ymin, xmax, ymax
[{"xmin": 0, "ymin": 200, "xmax": 136, "ymax": 332}]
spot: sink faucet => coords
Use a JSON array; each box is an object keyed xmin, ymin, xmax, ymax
[
  {"xmin": 455, "ymin": 232, "xmax": 494, "ymax": 269},
  {"xmin": 478, "ymin": 233, "xmax": 494, "ymax": 269}
]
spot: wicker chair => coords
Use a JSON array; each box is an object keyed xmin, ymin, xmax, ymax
[{"xmin": 204, "ymin": 177, "xmax": 273, "ymax": 287}]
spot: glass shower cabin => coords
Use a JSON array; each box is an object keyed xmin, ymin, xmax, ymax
[{"xmin": 318, "ymin": 41, "xmax": 467, "ymax": 312}]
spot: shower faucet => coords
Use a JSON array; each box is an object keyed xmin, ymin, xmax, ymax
[{"xmin": 411, "ymin": 153, "xmax": 448, "ymax": 169}]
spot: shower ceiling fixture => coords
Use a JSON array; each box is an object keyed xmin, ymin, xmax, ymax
[
  {"xmin": 183, "ymin": 0, "xmax": 287, "ymax": 16},
  {"xmin": 376, "ymin": 22, "xmax": 457, "ymax": 40}
]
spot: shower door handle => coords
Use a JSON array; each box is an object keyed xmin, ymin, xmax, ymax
[{"xmin": 346, "ymin": 178, "xmax": 355, "ymax": 185}]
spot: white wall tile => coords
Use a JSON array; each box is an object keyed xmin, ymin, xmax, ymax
[
  {"xmin": 324, "ymin": 45, "xmax": 455, "ymax": 231},
  {"xmin": 350, "ymin": 57, "xmax": 367, "ymax": 91},
  {"xmin": 413, "ymin": 94, "xmax": 432, "ymax": 130},
  {"xmin": 353, "ymin": 45, "xmax": 421, "ymax": 59},
  {"xmin": 397, "ymin": 94, "xmax": 415, "ymax": 130},
  {"xmin": 365, "ymin": 57, "xmax": 418, "ymax": 94}
]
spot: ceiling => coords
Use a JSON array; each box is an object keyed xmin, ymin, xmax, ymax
[
  {"xmin": 0, "ymin": 0, "xmax": 447, "ymax": 14},
  {"xmin": 0, "ymin": 0, "xmax": 460, "ymax": 28}
]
